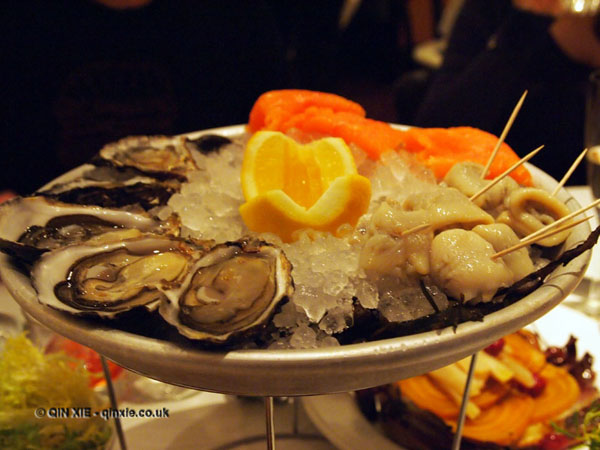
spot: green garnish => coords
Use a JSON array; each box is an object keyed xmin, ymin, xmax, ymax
[
  {"xmin": 0, "ymin": 422, "xmax": 112, "ymax": 450},
  {"xmin": 552, "ymin": 399, "xmax": 600, "ymax": 449},
  {"xmin": 0, "ymin": 334, "xmax": 111, "ymax": 449}
]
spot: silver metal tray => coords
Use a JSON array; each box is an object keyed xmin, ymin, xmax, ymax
[{"xmin": 0, "ymin": 125, "xmax": 591, "ymax": 396}]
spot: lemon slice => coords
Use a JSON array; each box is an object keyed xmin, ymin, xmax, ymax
[{"xmin": 240, "ymin": 131, "xmax": 371, "ymax": 242}]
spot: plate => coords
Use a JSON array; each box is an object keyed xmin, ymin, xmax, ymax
[
  {"xmin": 115, "ymin": 395, "xmax": 334, "ymax": 450},
  {"xmin": 0, "ymin": 125, "xmax": 593, "ymax": 396},
  {"xmin": 302, "ymin": 304, "xmax": 600, "ymax": 450}
]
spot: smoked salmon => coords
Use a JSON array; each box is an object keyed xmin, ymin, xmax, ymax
[
  {"xmin": 402, "ymin": 127, "xmax": 533, "ymax": 186},
  {"xmin": 248, "ymin": 90, "xmax": 533, "ymax": 186},
  {"xmin": 248, "ymin": 89, "xmax": 366, "ymax": 132}
]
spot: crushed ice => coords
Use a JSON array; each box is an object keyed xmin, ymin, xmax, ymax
[{"xmin": 169, "ymin": 138, "xmax": 437, "ymax": 348}]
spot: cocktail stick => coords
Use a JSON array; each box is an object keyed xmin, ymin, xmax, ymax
[
  {"xmin": 400, "ymin": 223, "xmax": 432, "ymax": 237},
  {"xmin": 521, "ymin": 198, "xmax": 600, "ymax": 242},
  {"xmin": 470, "ymin": 145, "xmax": 544, "ymax": 202},
  {"xmin": 551, "ymin": 148, "xmax": 588, "ymax": 197},
  {"xmin": 491, "ymin": 216, "xmax": 591, "ymax": 259},
  {"xmin": 481, "ymin": 90, "xmax": 528, "ymax": 180}
]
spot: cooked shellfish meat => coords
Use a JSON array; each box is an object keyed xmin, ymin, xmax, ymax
[
  {"xmin": 497, "ymin": 187, "xmax": 572, "ymax": 246},
  {"xmin": 443, "ymin": 162, "xmax": 519, "ymax": 214},
  {"xmin": 430, "ymin": 229, "xmax": 514, "ymax": 303},
  {"xmin": 360, "ymin": 187, "xmax": 494, "ymax": 283},
  {"xmin": 472, "ymin": 223, "xmax": 534, "ymax": 280},
  {"xmin": 360, "ymin": 232, "xmax": 431, "ymax": 282},
  {"xmin": 401, "ymin": 187, "xmax": 494, "ymax": 231}
]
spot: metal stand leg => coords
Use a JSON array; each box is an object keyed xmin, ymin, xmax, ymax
[
  {"xmin": 100, "ymin": 355, "xmax": 128, "ymax": 450},
  {"xmin": 265, "ymin": 396, "xmax": 276, "ymax": 450},
  {"xmin": 213, "ymin": 396, "xmax": 326, "ymax": 449},
  {"xmin": 292, "ymin": 397, "xmax": 299, "ymax": 435},
  {"xmin": 451, "ymin": 352, "xmax": 478, "ymax": 450}
]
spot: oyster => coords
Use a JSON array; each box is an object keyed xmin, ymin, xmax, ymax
[
  {"xmin": 0, "ymin": 196, "xmax": 175, "ymax": 255},
  {"xmin": 159, "ymin": 239, "xmax": 294, "ymax": 345},
  {"xmin": 38, "ymin": 175, "xmax": 178, "ymax": 211},
  {"xmin": 98, "ymin": 135, "xmax": 198, "ymax": 181},
  {"xmin": 38, "ymin": 173, "xmax": 161, "ymax": 195},
  {"xmin": 31, "ymin": 235, "xmax": 205, "ymax": 317}
]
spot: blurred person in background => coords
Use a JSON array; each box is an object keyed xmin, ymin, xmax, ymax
[
  {"xmin": 412, "ymin": 0, "xmax": 600, "ymax": 184},
  {"xmin": 1, "ymin": 0, "xmax": 289, "ymax": 195}
]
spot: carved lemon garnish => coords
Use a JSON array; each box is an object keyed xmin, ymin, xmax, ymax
[{"xmin": 240, "ymin": 131, "xmax": 371, "ymax": 242}]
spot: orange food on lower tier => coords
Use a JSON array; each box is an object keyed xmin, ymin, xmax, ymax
[
  {"xmin": 454, "ymin": 395, "xmax": 537, "ymax": 446},
  {"xmin": 45, "ymin": 335, "xmax": 123, "ymax": 387},
  {"xmin": 529, "ymin": 364, "xmax": 581, "ymax": 423},
  {"xmin": 247, "ymin": 90, "xmax": 533, "ymax": 186},
  {"xmin": 392, "ymin": 331, "xmax": 588, "ymax": 448},
  {"xmin": 502, "ymin": 331, "xmax": 547, "ymax": 373}
]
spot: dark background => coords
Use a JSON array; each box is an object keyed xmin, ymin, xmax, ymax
[
  {"xmin": 1, "ymin": 0, "xmax": 593, "ymax": 194},
  {"xmin": 1, "ymin": 0, "xmax": 430, "ymax": 194}
]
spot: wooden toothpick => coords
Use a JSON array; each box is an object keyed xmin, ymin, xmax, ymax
[
  {"xmin": 491, "ymin": 215, "xmax": 591, "ymax": 259},
  {"xmin": 522, "ymin": 198, "xmax": 600, "ymax": 242},
  {"xmin": 400, "ymin": 223, "xmax": 432, "ymax": 236},
  {"xmin": 551, "ymin": 148, "xmax": 588, "ymax": 197},
  {"xmin": 481, "ymin": 90, "xmax": 528, "ymax": 180},
  {"xmin": 470, "ymin": 145, "xmax": 544, "ymax": 202}
]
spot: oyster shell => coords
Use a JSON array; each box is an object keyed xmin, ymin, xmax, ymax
[
  {"xmin": 98, "ymin": 135, "xmax": 198, "ymax": 181},
  {"xmin": 31, "ymin": 235, "xmax": 205, "ymax": 317},
  {"xmin": 38, "ymin": 175, "xmax": 178, "ymax": 211},
  {"xmin": 0, "ymin": 196, "xmax": 175, "ymax": 255},
  {"xmin": 159, "ymin": 239, "xmax": 294, "ymax": 345},
  {"xmin": 38, "ymin": 173, "xmax": 161, "ymax": 195}
]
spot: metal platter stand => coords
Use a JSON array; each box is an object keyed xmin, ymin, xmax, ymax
[
  {"xmin": 0, "ymin": 127, "xmax": 593, "ymax": 449},
  {"xmin": 95, "ymin": 350, "xmax": 480, "ymax": 449},
  {"xmin": 97, "ymin": 358, "xmax": 331, "ymax": 450},
  {"xmin": 0, "ymin": 197, "xmax": 592, "ymax": 449}
]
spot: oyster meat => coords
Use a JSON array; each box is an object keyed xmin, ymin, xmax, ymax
[
  {"xmin": 159, "ymin": 239, "xmax": 293, "ymax": 345},
  {"xmin": 0, "ymin": 196, "xmax": 174, "ymax": 255},
  {"xmin": 31, "ymin": 235, "xmax": 205, "ymax": 317}
]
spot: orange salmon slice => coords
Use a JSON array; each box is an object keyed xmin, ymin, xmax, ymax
[{"xmin": 248, "ymin": 89, "xmax": 366, "ymax": 132}]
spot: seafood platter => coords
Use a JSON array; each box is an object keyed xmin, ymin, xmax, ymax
[{"xmin": 0, "ymin": 90, "xmax": 595, "ymax": 396}]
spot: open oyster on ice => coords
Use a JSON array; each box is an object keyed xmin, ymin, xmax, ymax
[
  {"xmin": 159, "ymin": 239, "xmax": 294, "ymax": 345},
  {"xmin": 31, "ymin": 235, "xmax": 206, "ymax": 317},
  {"xmin": 0, "ymin": 196, "xmax": 176, "ymax": 264}
]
